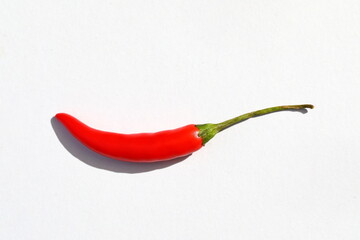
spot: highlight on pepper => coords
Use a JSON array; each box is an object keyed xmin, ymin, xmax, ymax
[{"xmin": 55, "ymin": 104, "xmax": 314, "ymax": 163}]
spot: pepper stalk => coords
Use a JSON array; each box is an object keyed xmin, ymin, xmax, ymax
[{"xmin": 197, "ymin": 104, "xmax": 314, "ymax": 145}]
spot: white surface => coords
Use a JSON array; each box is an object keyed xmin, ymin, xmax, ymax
[{"xmin": 1, "ymin": 0, "xmax": 360, "ymax": 239}]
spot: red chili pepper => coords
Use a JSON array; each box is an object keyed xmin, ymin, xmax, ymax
[{"xmin": 56, "ymin": 104, "xmax": 313, "ymax": 162}]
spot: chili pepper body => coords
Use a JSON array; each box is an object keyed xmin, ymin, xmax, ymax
[
  {"xmin": 56, "ymin": 113, "xmax": 203, "ymax": 162},
  {"xmin": 55, "ymin": 104, "xmax": 313, "ymax": 163}
]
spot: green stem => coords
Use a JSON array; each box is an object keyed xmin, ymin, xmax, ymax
[{"xmin": 197, "ymin": 104, "xmax": 314, "ymax": 145}]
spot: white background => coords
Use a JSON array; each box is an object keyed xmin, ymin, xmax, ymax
[{"xmin": 1, "ymin": 0, "xmax": 359, "ymax": 239}]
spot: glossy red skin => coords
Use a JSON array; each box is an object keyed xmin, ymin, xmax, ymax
[{"xmin": 55, "ymin": 113, "xmax": 203, "ymax": 162}]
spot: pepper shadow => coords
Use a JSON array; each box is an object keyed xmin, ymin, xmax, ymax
[{"xmin": 51, "ymin": 117, "xmax": 190, "ymax": 174}]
